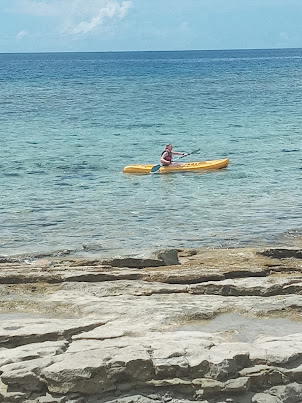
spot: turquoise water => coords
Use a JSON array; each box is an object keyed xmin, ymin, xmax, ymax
[{"xmin": 0, "ymin": 49, "xmax": 301, "ymax": 258}]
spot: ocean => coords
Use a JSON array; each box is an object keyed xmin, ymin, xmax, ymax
[{"xmin": 0, "ymin": 49, "xmax": 301, "ymax": 259}]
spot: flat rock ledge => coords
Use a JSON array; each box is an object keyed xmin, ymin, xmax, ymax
[{"xmin": 0, "ymin": 246, "xmax": 302, "ymax": 403}]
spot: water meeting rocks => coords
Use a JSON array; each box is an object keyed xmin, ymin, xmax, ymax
[{"xmin": 0, "ymin": 246, "xmax": 302, "ymax": 402}]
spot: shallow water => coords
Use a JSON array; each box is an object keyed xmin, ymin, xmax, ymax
[
  {"xmin": 0, "ymin": 49, "xmax": 302, "ymax": 258},
  {"xmin": 0, "ymin": 312, "xmax": 44, "ymax": 321},
  {"xmin": 179, "ymin": 313, "xmax": 302, "ymax": 342}
]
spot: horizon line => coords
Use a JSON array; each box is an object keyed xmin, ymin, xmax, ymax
[{"xmin": 1, "ymin": 46, "xmax": 302, "ymax": 55}]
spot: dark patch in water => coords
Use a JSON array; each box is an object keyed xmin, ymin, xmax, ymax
[
  {"xmin": 124, "ymin": 123, "xmax": 164, "ymax": 129},
  {"xmin": 27, "ymin": 170, "xmax": 46, "ymax": 175},
  {"xmin": 119, "ymin": 154, "xmax": 133, "ymax": 159},
  {"xmin": 54, "ymin": 182, "xmax": 72, "ymax": 187},
  {"xmin": 282, "ymin": 149, "xmax": 300, "ymax": 153},
  {"xmin": 0, "ymin": 100, "xmax": 14, "ymax": 105},
  {"xmin": 3, "ymin": 172, "xmax": 21, "ymax": 177}
]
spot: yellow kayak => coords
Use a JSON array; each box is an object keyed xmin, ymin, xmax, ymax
[{"xmin": 123, "ymin": 158, "xmax": 229, "ymax": 174}]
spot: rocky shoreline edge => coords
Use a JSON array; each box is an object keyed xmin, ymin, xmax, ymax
[{"xmin": 1, "ymin": 245, "xmax": 302, "ymax": 403}]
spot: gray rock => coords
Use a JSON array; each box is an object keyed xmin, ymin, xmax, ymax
[
  {"xmin": 0, "ymin": 391, "xmax": 27, "ymax": 402},
  {"xmin": 223, "ymin": 376, "xmax": 250, "ymax": 393},
  {"xmin": 205, "ymin": 343, "xmax": 251, "ymax": 381},
  {"xmin": 102, "ymin": 249, "xmax": 179, "ymax": 268},
  {"xmin": 153, "ymin": 249, "xmax": 179, "ymax": 266},
  {"xmin": 191, "ymin": 378, "xmax": 224, "ymax": 396},
  {"xmin": 101, "ymin": 257, "xmax": 164, "ymax": 268},
  {"xmin": 0, "ymin": 319, "xmax": 105, "ymax": 348},
  {"xmin": 1, "ymin": 357, "xmax": 53, "ymax": 392},
  {"xmin": 259, "ymin": 248, "xmax": 302, "ymax": 259},
  {"xmin": 252, "ymin": 393, "xmax": 279, "ymax": 403},
  {"xmin": 0, "ymin": 341, "xmax": 68, "ymax": 367},
  {"xmin": 26, "ymin": 393, "xmax": 67, "ymax": 402},
  {"xmin": 266, "ymin": 383, "xmax": 302, "ymax": 403},
  {"xmin": 250, "ymin": 334, "xmax": 302, "ymax": 365}
]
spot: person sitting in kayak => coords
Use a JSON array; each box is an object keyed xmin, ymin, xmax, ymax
[{"xmin": 160, "ymin": 144, "xmax": 188, "ymax": 166}]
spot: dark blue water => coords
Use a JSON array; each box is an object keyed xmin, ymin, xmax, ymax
[{"xmin": 0, "ymin": 49, "xmax": 302, "ymax": 258}]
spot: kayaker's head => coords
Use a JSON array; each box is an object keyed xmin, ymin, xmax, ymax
[{"xmin": 165, "ymin": 144, "xmax": 172, "ymax": 151}]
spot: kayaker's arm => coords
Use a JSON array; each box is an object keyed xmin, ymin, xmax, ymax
[{"xmin": 172, "ymin": 151, "xmax": 188, "ymax": 157}]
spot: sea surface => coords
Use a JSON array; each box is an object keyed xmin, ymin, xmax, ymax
[{"xmin": 0, "ymin": 49, "xmax": 302, "ymax": 259}]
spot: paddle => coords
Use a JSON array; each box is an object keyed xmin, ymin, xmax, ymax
[
  {"xmin": 150, "ymin": 148, "xmax": 200, "ymax": 173},
  {"xmin": 150, "ymin": 164, "xmax": 162, "ymax": 173},
  {"xmin": 179, "ymin": 148, "xmax": 200, "ymax": 158}
]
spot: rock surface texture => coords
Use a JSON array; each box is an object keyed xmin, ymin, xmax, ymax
[{"xmin": 0, "ymin": 246, "xmax": 302, "ymax": 402}]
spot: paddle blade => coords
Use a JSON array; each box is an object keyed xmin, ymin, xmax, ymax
[
  {"xmin": 190, "ymin": 148, "xmax": 200, "ymax": 155},
  {"xmin": 150, "ymin": 164, "xmax": 161, "ymax": 173}
]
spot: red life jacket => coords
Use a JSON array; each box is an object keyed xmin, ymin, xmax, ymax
[{"xmin": 161, "ymin": 149, "xmax": 172, "ymax": 165}]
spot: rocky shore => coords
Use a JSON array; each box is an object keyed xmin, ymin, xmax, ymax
[{"xmin": 1, "ymin": 244, "xmax": 302, "ymax": 403}]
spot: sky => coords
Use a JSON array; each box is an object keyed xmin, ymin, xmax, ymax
[{"xmin": 0, "ymin": 0, "xmax": 301, "ymax": 53}]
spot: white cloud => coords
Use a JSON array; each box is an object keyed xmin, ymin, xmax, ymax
[
  {"xmin": 69, "ymin": 1, "xmax": 133, "ymax": 34},
  {"xmin": 11, "ymin": 0, "xmax": 133, "ymax": 34},
  {"xmin": 16, "ymin": 30, "xmax": 28, "ymax": 39}
]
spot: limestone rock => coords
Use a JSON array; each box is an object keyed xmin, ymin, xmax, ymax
[
  {"xmin": 1, "ymin": 357, "xmax": 53, "ymax": 392},
  {"xmin": 0, "ymin": 340, "xmax": 68, "ymax": 367},
  {"xmin": 250, "ymin": 334, "xmax": 302, "ymax": 365},
  {"xmin": 1, "ymin": 246, "xmax": 302, "ymax": 401},
  {"xmin": 252, "ymin": 393, "xmax": 278, "ymax": 403}
]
